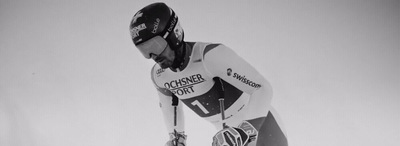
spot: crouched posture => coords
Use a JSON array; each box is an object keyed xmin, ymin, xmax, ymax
[{"xmin": 129, "ymin": 2, "xmax": 288, "ymax": 146}]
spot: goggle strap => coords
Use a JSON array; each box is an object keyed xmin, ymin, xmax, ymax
[{"xmin": 161, "ymin": 8, "xmax": 178, "ymax": 39}]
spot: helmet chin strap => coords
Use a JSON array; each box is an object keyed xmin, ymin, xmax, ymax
[{"xmin": 170, "ymin": 42, "xmax": 186, "ymax": 71}]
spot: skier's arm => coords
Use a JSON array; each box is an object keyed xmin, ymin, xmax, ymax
[
  {"xmin": 150, "ymin": 67, "xmax": 185, "ymax": 140},
  {"xmin": 157, "ymin": 90, "xmax": 185, "ymax": 134},
  {"xmin": 203, "ymin": 44, "xmax": 273, "ymax": 120},
  {"xmin": 157, "ymin": 90, "xmax": 187, "ymax": 146}
]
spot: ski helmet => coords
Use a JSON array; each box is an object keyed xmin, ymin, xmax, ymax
[{"xmin": 130, "ymin": 2, "xmax": 184, "ymax": 55}]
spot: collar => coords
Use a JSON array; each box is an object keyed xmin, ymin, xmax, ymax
[{"xmin": 170, "ymin": 42, "xmax": 192, "ymax": 72}]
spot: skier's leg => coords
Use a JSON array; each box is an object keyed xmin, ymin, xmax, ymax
[{"xmin": 247, "ymin": 111, "xmax": 288, "ymax": 146}]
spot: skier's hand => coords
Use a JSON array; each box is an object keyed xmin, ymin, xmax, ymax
[
  {"xmin": 165, "ymin": 131, "xmax": 186, "ymax": 146},
  {"xmin": 237, "ymin": 121, "xmax": 258, "ymax": 144},
  {"xmin": 212, "ymin": 126, "xmax": 249, "ymax": 146}
]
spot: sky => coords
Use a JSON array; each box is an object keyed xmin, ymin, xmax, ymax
[{"xmin": 1, "ymin": 0, "xmax": 399, "ymax": 146}]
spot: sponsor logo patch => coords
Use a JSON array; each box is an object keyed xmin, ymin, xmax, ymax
[
  {"xmin": 164, "ymin": 74, "xmax": 205, "ymax": 95},
  {"xmin": 156, "ymin": 68, "xmax": 165, "ymax": 77},
  {"xmin": 227, "ymin": 68, "xmax": 232, "ymax": 76},
  {"xmin": 152, "ymin": 18, "xmax": 160, "ymax": 33},
  {"xmin": 130, "ymin": 23, "xmax": 146, "ymax": 39},
  {"xmin": 227, "ymin": 68, "xmax": 261, "ymax": 89}
]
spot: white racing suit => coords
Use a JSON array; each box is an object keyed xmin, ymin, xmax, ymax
[{"xmin": 151, "ymin": 42, "xmax": 288, "ymax": 146}]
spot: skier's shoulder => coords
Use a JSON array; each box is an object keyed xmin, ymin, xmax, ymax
[{"xmin": 188, "ymin": 41, "xmax": 228, "ymax": 58}]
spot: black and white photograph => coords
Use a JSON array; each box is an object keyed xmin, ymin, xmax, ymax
[{"xmin": 1, "ymin": 0, "xmax": 399, "ymax": 146}]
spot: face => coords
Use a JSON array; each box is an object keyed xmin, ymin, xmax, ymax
[
  {"xmin": 136, "ymin": 36, "xmax": 175, "ymax": 69},
  {"xmin": 151, "ymin": 44, "xmax": 175, "ymax": 69}
]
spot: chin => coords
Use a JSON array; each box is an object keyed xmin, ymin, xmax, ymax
[
  {"xmin": 160, "ymin": 65, "xmax": 169, "ymax": 69},
  {"xmin": 158, "ymin": 63, "xmax": 171, "ymax": 69}
]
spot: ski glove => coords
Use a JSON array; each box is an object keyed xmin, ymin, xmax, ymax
[
  {"xmin": 212, "ymin": 126, "xmax": 249, "ymax": 146},
  {"xmin": 165, "ymin": 131, "xmax": 186, "ymax": 146},
  {"xmin": 237, "ymin": 121, "xmax": 258, "ymax": 144}
]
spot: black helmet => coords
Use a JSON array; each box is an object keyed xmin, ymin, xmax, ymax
[{"xmin": 129, "ymin": 2, "xmax": 184, "ymax": 50}]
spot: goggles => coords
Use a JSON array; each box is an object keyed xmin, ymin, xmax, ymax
[{"xmin": 136, "ymin": 36, "xmax": 168, "ymax": 59}]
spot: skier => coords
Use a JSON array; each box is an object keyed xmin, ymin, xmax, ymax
[{"xmin": 129, "ymin": 2, "xmax": 288, "ymax": 146}]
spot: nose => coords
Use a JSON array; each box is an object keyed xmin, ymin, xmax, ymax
[{"xmin": 150, "ymin": 53, "xmax": 157, "ymax": 60}]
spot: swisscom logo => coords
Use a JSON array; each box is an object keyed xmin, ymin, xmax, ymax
[{"xmin": 227, "ymin": 68, "xmax": 261, "ymax": 89}]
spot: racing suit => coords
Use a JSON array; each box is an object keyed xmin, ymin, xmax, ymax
[{"xmin": 151, "ymin": 42, "xmax": 288, "ymax": 146}]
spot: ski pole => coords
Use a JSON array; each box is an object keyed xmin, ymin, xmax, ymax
[
  {"xmin": 172, "ymin": 94, "xmax": 179, "ymax": 146},
  {"xmin": 213, "ymin": 77, "xmax": 227, "ymax": 128}
]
